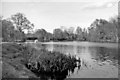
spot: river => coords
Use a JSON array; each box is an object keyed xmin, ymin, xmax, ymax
[{"xmin": 39, "ymin": 41, "xmax": 118, "ymax": 78}]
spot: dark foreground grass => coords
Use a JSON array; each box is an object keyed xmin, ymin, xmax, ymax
[
  {"xmin": 2, "ymin": 43, "xmax": 37, "ymax": 78},
  {"xmin": 2, "ymin": 43, "xmax": 79, "ymax": 80}
]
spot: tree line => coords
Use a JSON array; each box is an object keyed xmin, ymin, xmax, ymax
[{"xmin": 1, "ymin": 13, "xmax": 119, "ymax": 42}]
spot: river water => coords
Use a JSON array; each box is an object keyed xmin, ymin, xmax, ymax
[{"xmin": 40, "ymin": 41, "xmax": 118, "ymax": 78}]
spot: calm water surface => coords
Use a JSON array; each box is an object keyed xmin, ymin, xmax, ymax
[{"xmin": 40, "ymin": 41, "xmax": 118, "ymax": 78}]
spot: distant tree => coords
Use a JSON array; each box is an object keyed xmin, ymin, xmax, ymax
[
  {"xmin": 0, "ymin": 16, "xmax": 2, "ymax": 37},
  {"xmin": 88, "ymin": 19, "xmax": 108, "ymax": 41},
  {"xmin": 53, "ymin": 27, "xmax": 76, "ymax": 41},
  {"xmin": 88, "ymin": 18, "xmax": 118, "ymax": 42},
  {"xmin": 34, "ymin": 29, "xmax": 52, "ymax": 42},
  {"xmin": 53, "ymin": 28, "xmax": 64, "ymax": 40},
  {"xmin": 75, "ymin": 27, "xmax": 88, "ymax": 41},
  {"xmin": 67, "ymin": 27, "xmax": 74, "ymax": 34},
  {"xmin": 82, "ymin": 28, "xmax": 88, "ymax": 41},
  {"xmin": 62, "ymin": 30, "xmax": 69, "ymax": 40},
  {"xmin": 11, "ymin": 13, "xmax": 34, "ymax": 32},
  {"xmin": 45, "ymin": 32, "xmax": 53, "ymax": 41},
  {"xmin": 76, "ymin": 27, "xmax": 82, "ymax": 34},
  {"xmin": 66, "ymin": 27, "xmax": 75, "ymax": 40},
  {"xmin": 118, "ymin": 16, "xmax": 120, "ymax": 41},
  {"xmin": 75, "ymin": 27, "xmax": 83, "ymax": 40},
  {"xmin": 109, "ymin": 16, "xmax": 119, "ymax": 42},
  {"xmin": 109, "ymin": 16, "xmax": 118, "ymax": 26}
]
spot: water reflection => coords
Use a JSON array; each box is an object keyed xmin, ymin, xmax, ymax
[{"xmin": 41, "ymin": 42, "xmax": 118, "ymax": 78}]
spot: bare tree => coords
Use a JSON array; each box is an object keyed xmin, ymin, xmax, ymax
[{"xmin": 11, "ymin": 13, "xmax": 34, "ymax": 33}]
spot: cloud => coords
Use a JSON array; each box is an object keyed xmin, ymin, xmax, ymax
[{"xmin": 82, "ymin": 1, "xmax": 118, "ymax": 10}]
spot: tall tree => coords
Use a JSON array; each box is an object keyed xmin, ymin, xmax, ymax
[
  {"xmin": 11, "ymin": 13, "xmax": 34, "ymax": 32},
  {"xmin": 88, "ymin": 18, "xmax": 118, "ymax": 42},
  {"xmin": 88, "ymin": 19, "xmax": 108, "ymax": 41}
]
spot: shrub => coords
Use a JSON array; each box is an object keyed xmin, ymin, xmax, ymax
[{"xmin": 26, "ymin": 49, "xmax": 77, "ymax": 74}]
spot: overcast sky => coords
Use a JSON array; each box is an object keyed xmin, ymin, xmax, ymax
[{"xmin": 1, "ymin": 0, "xmax": 119, "ymax": 33}]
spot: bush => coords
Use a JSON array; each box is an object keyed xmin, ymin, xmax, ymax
[{"xmin": 26, "ymin": 49, "xmax": 77, "ymax": 74}]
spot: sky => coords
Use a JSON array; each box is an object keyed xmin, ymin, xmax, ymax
[{"xmin": 1, "ymin": 0, "xmax": 119, "ymax": 33}]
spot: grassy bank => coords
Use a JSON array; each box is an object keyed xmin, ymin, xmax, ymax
[{"xmin": 2, "ymin": 43, "xmax": 79, "ymax": 80}]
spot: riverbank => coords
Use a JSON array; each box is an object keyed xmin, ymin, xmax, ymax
[{"xmin": 2, "ymin": 43, "xmax": 79, "ymax": 79}]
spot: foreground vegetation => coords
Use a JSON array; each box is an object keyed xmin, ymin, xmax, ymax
[{"xmin": 2, "ymin": 43, "xmax": 79, "ymax": 79}]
